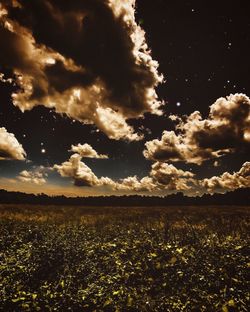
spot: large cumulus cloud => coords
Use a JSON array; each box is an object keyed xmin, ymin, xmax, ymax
[
  {"xmin": 0, "ymin": 0, "xmax": 163, "ymax": 140},
  {"xmin": 144, "ymin": 94, "xmax": 250, "ymax": 164},
  {"xmin": 0, "ymin": 127, "xmax": 26, "ymax": 160}
]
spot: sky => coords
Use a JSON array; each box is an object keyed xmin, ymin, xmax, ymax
[{"xmin": 0, "ymin": 0, "xmax": 249, "ymax": 197}]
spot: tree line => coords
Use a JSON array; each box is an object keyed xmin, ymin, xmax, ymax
[{"xmin": 0, "ymin": 188, "xmax": 249, "ymax": 206}]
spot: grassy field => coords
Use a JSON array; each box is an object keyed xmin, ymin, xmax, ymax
[{"xmin": 0, "ymin": 204, "xmax": 249, "ymax": 311}]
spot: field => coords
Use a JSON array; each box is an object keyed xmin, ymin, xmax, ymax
[{"xmin": 0, "ymin": 204, "xmax": 249, "ymax": 312}]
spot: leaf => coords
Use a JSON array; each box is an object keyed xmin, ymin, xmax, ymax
[
  {"xmin": 222, "ymin": 305, "xmax": 228, "ymax": 312},
  {"xmin": 156, "ymin": 262, "xmax": 161, "ymax": 269},
  {"xmin": 32, "ymin": 294, "xmax": 37, "ymax": 300},
  {"xmin": 127, "ymin": 296, "xmax": 133, "ymax": 307},
  {"xmin": 228, "ymin": 299, "xmax": 235, "ymax": 307},
  {"xmin": 150, "ymin": 253, "xmax": 157, "ymax": 258},
  {"xmin": 176, "ymin": 248, "xmax": 183, "ymax": 253},
  {"xmin": 104, "ymin": 299, "xmax": 112, "ymax": 307},
  {"xmin": 235, "ymin": 245, "xmax": 242, "ymax": 250},
  {"xmin": 169, "ymin": 256, "xmax": 177, "ymax": 264}
]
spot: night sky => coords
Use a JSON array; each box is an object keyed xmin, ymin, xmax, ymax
[{"xmin": 0, "ymin": 0, "xmax": 249, "ymax": 197}]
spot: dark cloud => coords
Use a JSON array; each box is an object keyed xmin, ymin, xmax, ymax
[
  {"xmin": 43, "ymin": 60, "xmax": 93, "ymax": 95},
  {"xmin": 0, "ymin": 0, "xmax": 163, "ymax": 140},
  {"xmin": 144, "ymin": 94, "xmax": 250, "ymax": 164}
]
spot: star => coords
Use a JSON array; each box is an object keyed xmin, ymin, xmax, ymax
[
  {"xmin": 41, "ymin": 149, "xmax": 46, "ymax": 154},
  {"xmin": 176, "ymin": 102, "xmax": 181, "ymax": 107}
]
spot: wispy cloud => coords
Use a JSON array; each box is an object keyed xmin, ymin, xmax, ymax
[{"xmin": 17, "ymin": 167, "xmax": 48, "ymax": 185}]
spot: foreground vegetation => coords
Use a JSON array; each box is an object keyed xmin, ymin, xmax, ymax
[{"xmin": 0, "ymin": 204, "xmax": 249, "ymax": 311}]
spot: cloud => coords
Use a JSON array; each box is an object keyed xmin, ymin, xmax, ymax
[
  {"xmin": 54, "ymin": 153, "xmax": 100, "ymax": 187},
  {"xmin": 201, "ymin": 162, "xmax": 250, "ymax": 194},
  {"xmin": 94, "ymin": 106, "xmax": 143, "ymax": 141},
  {"xmin": 114, "ymin": 176, "xmax": 156, "ymax": 192},
  {"xmin": 114, "ymin": 163, "xmax": 194, "ymax": 193},
  {"xmin": 70, "ymin": 143, "xmax": 108, "ymax": 159},
  {"xmin": 54, "ymin": 154, "xmax": 157, "ymax": 192},
  {"xmin": 0, "ymin": 0, "xmax": 163, "ymax": 140},
  {"xmin": 0, "ymin": 127, "xmax": 26, "ymax": 160},
  {"xmin": 53, "ymin": 146, "xmax": 250, "ymax": 196},
  {"xmin": 144, "ymin": 94, "xmax": 250, "ymax": 164},
  {"xmin": 149, "ymin": 162, "xmax": 194, "ymax": 191},
  {"xmin": 54, "ymin": 147, "xmax": 195, "ymax": 194},
  {"xmin": 18, "ymin": 167, "xmax": 48, "ymax": 185},
  {"xmin": 53, "ymin": 150, "xmax": 149, "ymax": 191}
]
